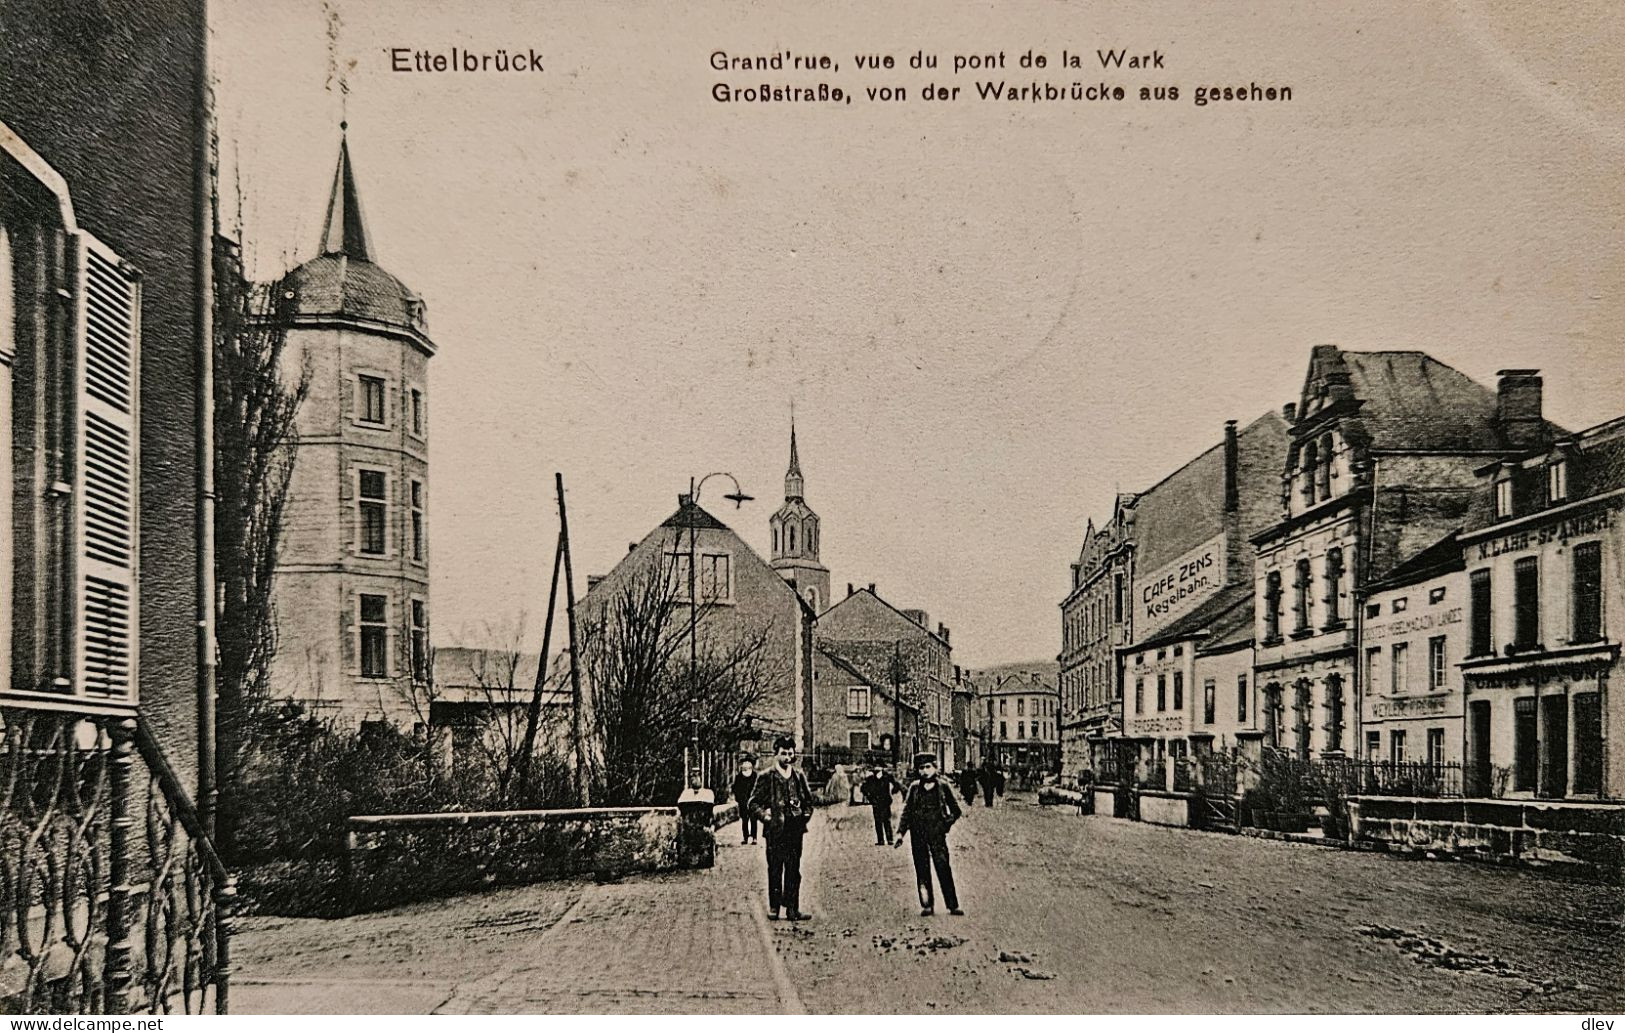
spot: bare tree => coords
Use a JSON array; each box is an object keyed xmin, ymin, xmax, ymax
[
  {"xmin": 212, "ymin": 238, "xmax": 311, "ymax": 860},
  {"xmin": 577, "ymin": 556, "xmax": 786, "ymax": 806}
]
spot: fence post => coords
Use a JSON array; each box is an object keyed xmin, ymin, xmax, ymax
[{"xmin": 105, "ymin": 718, "xmax": 137, "ymax": 1014}]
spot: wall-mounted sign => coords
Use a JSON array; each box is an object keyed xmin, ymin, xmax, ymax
[
  {"xmin": 1473, "ymin": 503, "xmax": 1616, "ymax": 560},
  {"xmin": 1137, "ymin": 535, "xmax": 1226, "ymax": 637},
  {"xmin": 1126, "ymin": 713, "xmax": 1187, "ymax": 737},
  {"xmin": 1365, "ymin": 607, "xmax": 1463, "ymax": 642},
  {"xmin": 1370, "ymin": 695, "xmax": 1452, "ymax": 719}
]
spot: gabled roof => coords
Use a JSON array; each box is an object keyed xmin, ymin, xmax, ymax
[
  {"xmin": 818, "ymin": 645, "xmax": 919, "ymax": 713},
  {"xmin": 661, "ymin": 497, "xmax": 730, "ymax": 530},
  {"xmin": 1301, "ymin": 348, "xmax": 1564, "ymax": 453},
  {"xmin": 819, "ymin": 587, "xmax": 950, "ymax": 648}
]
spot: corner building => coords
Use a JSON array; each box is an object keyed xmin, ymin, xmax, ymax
[{"xmin": 269, "ymin": 135, "xmax": 435, "ymax": 723}]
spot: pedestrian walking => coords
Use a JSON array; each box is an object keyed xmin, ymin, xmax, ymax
[
  {"xmin": 979, "ymin": 763, "xmax": 998, "ymax": 807},
  {"xmin": 957, "ymin": 764, "xmax": 980, "ymax": 806},
  {"xmin": 859, "ymin": 763, "xmax": 901, "ymax": 844},
  {"xmin": 731, "ymin": 756, "xmax": 760, "ymax": 845},
  {"xmin": 895, "ymin": 752, "xmax": 963, "ymax": 917},
  {"xmin": 1077, "ymin": 767, "xmax": 1095, "ymax": 816},
  {"xmin": 748, "ymin": 735, "xmax": 814, "ymax": 922}
]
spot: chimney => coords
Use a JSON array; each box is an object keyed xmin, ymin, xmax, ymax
[
  {"xmin": 938, "ymin": 623, "xmax": 951, "ymax": 645},
  {"xmin": 1282, "ymin": 402, "xmax": 1296, "ymax": 422},
  {"xmin": 587, "ymin": 574, "xmax": 606, "ymax": 591},
  {"xmin": 868, "ymin": 582, "xmax": 876, "ymax": 594},
  {"xmin": 1223, "ymin": 419, "xmax": 1240, "ymax": 513},
  {"xmin": 1497, "ymin": 369, "xmax": 1544, "ymax": 449},
  {"xmin": 847, "ymin": 583, "xmax": 855, "ymax": 597},
  {"xmin": 628, "ymin": 542, "xmax": 638, "ymax": 553}
]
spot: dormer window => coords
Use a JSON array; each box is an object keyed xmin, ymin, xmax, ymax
[
  {"xmin": 1547, "ymin": 459, "xmax": 1567, "ymax": 505},
  {"xmin": 1301, "ymin": 441, "xmax": 1319, "ymax": 504},
  {"xmin": 1494, "ymin": 475, "xmax": 1514, "ymax": 520}
]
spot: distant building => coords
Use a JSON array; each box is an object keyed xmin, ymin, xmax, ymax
[
  {"xmin": 268, "ymin": 134, "xmax": 436, "ymax": 724},
  {"xmin": 769, "ymin": 421, "xmax": 830, "ymax": 614},
  {"xmin": 810, "ymin": 643, "xmax": 920, "ymax": 763},
  {"xmin": 1458, "ymin": 411, "xmax": 1623, "ymax": 799},
  {"xmin": 1059, "ymin": 499, "xmax": 1133, "ymax": 772},
  {"xmin": 817, "ymin": 585, "xmax": 959, "ymax": 768},
  {"xmin": 1251, "ymin": 351, "xmax": 1562, "ymax": 761},
  {"xmin": 978, "ymin": 669, "xmax": 1061, "ymax": 775}
]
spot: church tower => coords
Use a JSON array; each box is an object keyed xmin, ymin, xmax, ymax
[
  {"xmin": 268, "ymin": 129, "xmax": 435, "ymax": 723},
  {"xmin": 769, "ymin": 421, "xmax": 830, "ymax": 613}
]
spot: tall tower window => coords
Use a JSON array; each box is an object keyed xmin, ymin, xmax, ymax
[
  {"xmin": 410, "ymin": 388, "xmax": 425, "ymax": 438},
  {"xmin": 410, "ymin": 480, "xmax": 425, "ymax": 562},
  {"xmin": 359, "ymin": 469, "xmax": 388, "ymax": 555},
  {"xmin": 359, "ymin": 594, "xmax": 389, "ymax": 678},
  {"xmin": 787, "ymin": 523, "xmax": 796, "ymax": 553},
  {"xmin": 410, "ymin": 599, "xmax": 428, "ymax": 682},
  {"xmin": 358, "ymin": 374, "xmax": 386, "ymax": 425}
]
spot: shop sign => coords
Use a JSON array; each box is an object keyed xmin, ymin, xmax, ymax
[
  {"xmin": 1138, "ymin": 535, "xmax": 1225, "ymax": 637},
  {"xmin": 1474, "ymin": 503, "xmax": 1616, "ymax": 560},
  {"xmin": 1126, "ymin": 713, "xmax": 1187, "ymax": 737},
  {"xmin": 1370, "ymin": 695, "xmax": 1451, "ymax": 719},
  {"xmin": 1366, "ymin": 607, "xmax": 1463, "ymax": 642}
]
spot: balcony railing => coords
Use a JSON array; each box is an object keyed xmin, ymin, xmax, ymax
[{"xmin": 0, "ymin": 707, "xmax": 232, "ymax": 1014}]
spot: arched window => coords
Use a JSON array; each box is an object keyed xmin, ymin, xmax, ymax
[
  {"xmin": 1317, "ymin": 433, "xmax": 1334, "ymax": 501},
  {"xmin": 1293, "ymin": 559, "xmax": 1313, "ymax": 632},
  {"xmin": 1263, "ymin": 683, "xmax": 1283, "ymax": 747},
  {"xmin": 1323, "ymin": 672, "xmax": 1345, "ymax": 752},
  {"xmin": 772, "ymin": 526, "xmax": 779, "ymax": 553},
  {"xmin": 1323, "ymin": 548, "xmax": 1344, "ymax": 626},
  {"xmin": 1301, "ymin": 441, "xmax": 1319, "ymax": 504},
  {"xmin": 1293, "ymin": 679, "xmax": 1313, "ymax": 759},
  {"xmin": 1263, "ymin": 571, "xmax": 1284, "ymax": 642},
  {"xmin": 787, "ymin": 522, "xmax": 796, "ymax": 553}
]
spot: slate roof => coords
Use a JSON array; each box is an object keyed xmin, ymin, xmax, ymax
[
  {"xmin": 1124, "ymin": 583, "xmax": 1255, "ymax": 655},
  {"xmin": 660, "ymin": 497, "xmax": 731, "ymax": 531},
  {"xmin": 818, "ymin": 646, "xmax": 918, "ymax": 713},
  {"xmin": 1311, "ymin": 349, "xmax": 1563, "ymax": 453},
  {"xmin": 1366, "ymin": 531, "xmax": 1463, "ymax": 592}
]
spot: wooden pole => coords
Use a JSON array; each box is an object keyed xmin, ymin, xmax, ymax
[
  {"xmin": 517, "ymin": 530, "xmax": 563, "ymax": 800},
  {"xmin": 557, "ymin": 473, "xmax": 590, "ymax": 806}
]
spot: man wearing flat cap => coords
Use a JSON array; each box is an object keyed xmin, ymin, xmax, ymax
[
  {"xmin": 895, "ymin": 751, "xmax": 963, "ymax": 916},
  {"xmin": 748, "ymin": 735, "xmax": 814, "ymax": 921}
]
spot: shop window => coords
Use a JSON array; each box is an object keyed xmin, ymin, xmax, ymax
[
  {"xmin": 1574, "ymin": 693, "xmax": 1602, "ymax": 795},
  {"xmin": 1513, "ymin": 698, "xmax": 1537, "ymax": 792}
]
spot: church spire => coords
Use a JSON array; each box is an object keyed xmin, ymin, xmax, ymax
[
  {"xmin": 785, "ymin": 418, "xmax": 804, "ymax": 500},
  {"xmin": 319, "ymin": 126, "xmax": 374, "ymax": 262}
]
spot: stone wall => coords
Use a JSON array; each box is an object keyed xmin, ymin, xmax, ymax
[
  {"xmin": 345, "ymin": 799, "xmax": 715, "ymax": 910},
  {"xmin": 1139, "ymin": 790, "xmax": 1196, "ymax": 828},
  {"xmin": 1349, "ymin": 796, "xmax": 1624, "ymax": 876}
]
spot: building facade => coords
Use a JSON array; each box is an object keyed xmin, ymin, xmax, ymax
[
  {"xmin": 1458, "ymin": 413, "xmax": 1623, "ymax": 800},
  {"xmin": 1251, "ymin": 350, "xmax": 1557, "ymax": 761},
  {"xmin": 817, "ymin": 585, "xmax": 958, "ymax": 768},
  {"xmin": 769, "ymin": 422, "xmax": 830, "ymax": 614},
  {"xmin": 810, "ymin": 644, "xmax": 920, "ymax": 762},
  {"xmin": 979, "ymin": 670, "xmax": 1061, "ymax": 775},
  {"xmin": 268, "ymin": 135, "xmax": 435, "ymax": 724},
  {"xmin": 1059, "ymin": 501, "xmax": 1133, "ymax": 773}
]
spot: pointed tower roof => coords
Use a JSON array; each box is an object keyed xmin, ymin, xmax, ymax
[
  {"xmin": 319, "ymin": 129, "xmax": 373, "ymax": 261},
  {"xmin": 784, "ymin": 419, "xmax": 805, "ymax": 501},
  {"xmin": 286, "ymin": 128, "xmax": 431, "ymax": 345}
]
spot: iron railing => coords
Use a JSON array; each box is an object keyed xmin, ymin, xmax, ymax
[{"xmin": 0, "ymin": 708, "xmax": 232, "ymax": 1014}]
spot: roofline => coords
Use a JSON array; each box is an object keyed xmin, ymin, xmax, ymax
[
  {"xmin": 822, "ymin": 587, "xmax": 952, "ymax": 649},
  {"xmin": 817, "ymin": 646, "xmax": 919, "ymax": 713},
  {"xmin": 288, "ymin": 312, "xmax": 437, "ymax": 356},
  {"xmin": 1458, "ymin": 486, "xmax": 1625, "ymax": 545},
  {"xmin": 0, "ymin": 119, "xmax": 76, "ymax": 230}
]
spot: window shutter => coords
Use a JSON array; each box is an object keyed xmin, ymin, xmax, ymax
[{"xmin": 70, "ymin": 231, "xmax": 140, "ymax": 699}]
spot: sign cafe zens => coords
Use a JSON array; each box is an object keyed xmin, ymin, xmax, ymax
[{"xmin": 1139, "ymin": 536, "xmax": 1225, "ymax": 634}]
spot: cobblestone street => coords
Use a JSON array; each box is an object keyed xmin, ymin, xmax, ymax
[{"xmin": 235, "ymin": 793, "xmax": 1624, "ymax": 1014}]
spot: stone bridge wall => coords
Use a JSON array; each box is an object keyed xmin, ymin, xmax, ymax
[{"xmin": 1348, "ymin": 796, "xmax": 1624, "ymax": 876}]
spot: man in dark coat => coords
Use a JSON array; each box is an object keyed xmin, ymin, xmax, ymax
[
  {"xmin": 859, "ymin": 764, "xmax": 901, "ymax": 844},
  {"xmin": 731, "ymin": 756, "xmax": 759, "ymax": 845},
  {"xmin": 748, "ymin": 736, "xmax": 814, "ymax": 921},
  {"xmin": 957, "ymin": 764, "xmax": 980, "ymax": 806},
  {"xmin": 896, "ymin": 752, "xmax": 963, "ymax": 916},
  {"xmin": 979, "ymin": 763, "xmax": 999, "ymax": 806}
]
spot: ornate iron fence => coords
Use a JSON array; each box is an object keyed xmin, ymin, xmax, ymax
[{"xmin": 0, "ymin": 708, "xmax": 232, "ymax": 1014}]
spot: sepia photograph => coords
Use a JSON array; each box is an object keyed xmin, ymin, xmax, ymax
[{"xmin": 0, "ymin": 0, "xmax": 1621, "ymax": 1020}]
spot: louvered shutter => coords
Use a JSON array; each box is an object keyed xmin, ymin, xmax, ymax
[{"xmin": 69, "ymin": 231, "xmax": 140, "ymax": 700}]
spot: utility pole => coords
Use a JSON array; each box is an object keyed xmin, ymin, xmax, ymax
[
  {"xmin": 558, "ymin": 473, "xmax": 589, "ymax": 806},
  {"xmin": 517, "ymin": 531, "xmax": 563, "ymax": 801},
  {"xmin": 888, "ymin": 641, "xmax": 909, "ymax": 766}
]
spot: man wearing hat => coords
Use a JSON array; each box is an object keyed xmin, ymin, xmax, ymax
[
  {"xmin": 895, "ymin": 751, "xmax": 963, "ymax": 916},
  {"xmin": 859, "ymin": 763, "xmax": 902, "ymax": 845},
  {"xmin": 748, "ymin": 735, "xmax": 815, "ymax": 921}
]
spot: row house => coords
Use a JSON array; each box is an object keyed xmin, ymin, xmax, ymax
[
  {"xmin": 810, "ymin": 643, "xmax": 921, "ymax": 762},
  {"xmin": 1250, "ymin": 350, "xmax": 1560, "ymax": 760},
  {"xmin": 1059, "ymin": 498, "xmax": 1133, "ymax": 772},
  {"xmin": 1459, "ymin": 412, "xmax": 1623, "ymax": 800},
  {"xmin": 815, "ymin": 584, "xmax": 961, "ymax": 769}
]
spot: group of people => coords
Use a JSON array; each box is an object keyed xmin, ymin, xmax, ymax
[{"xmin": 729, "ymin": 738, "xmax": 971, "ymax": 921}]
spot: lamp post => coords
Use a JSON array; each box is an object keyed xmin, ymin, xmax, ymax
[{"xmin": 683, "ymin": 472, "xmax": 753, "ymax": 793}]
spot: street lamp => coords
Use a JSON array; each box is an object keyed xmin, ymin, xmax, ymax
[{"xmin": 683, "ymin": 472, "xmax": 753, "ymax": 794}]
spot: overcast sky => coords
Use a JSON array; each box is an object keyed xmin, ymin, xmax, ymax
[{"xmin": 213, "ymin": 0, "xmax": 1623, "ymax": 666}]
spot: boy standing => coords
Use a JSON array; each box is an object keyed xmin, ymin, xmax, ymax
[
  {"xmin": 731, "ymin": 756, "xmax": 759, "ymax": 845},
  {"xmin": 896, "ymin": 752, "xmax": 963, "ymax": 917}
]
